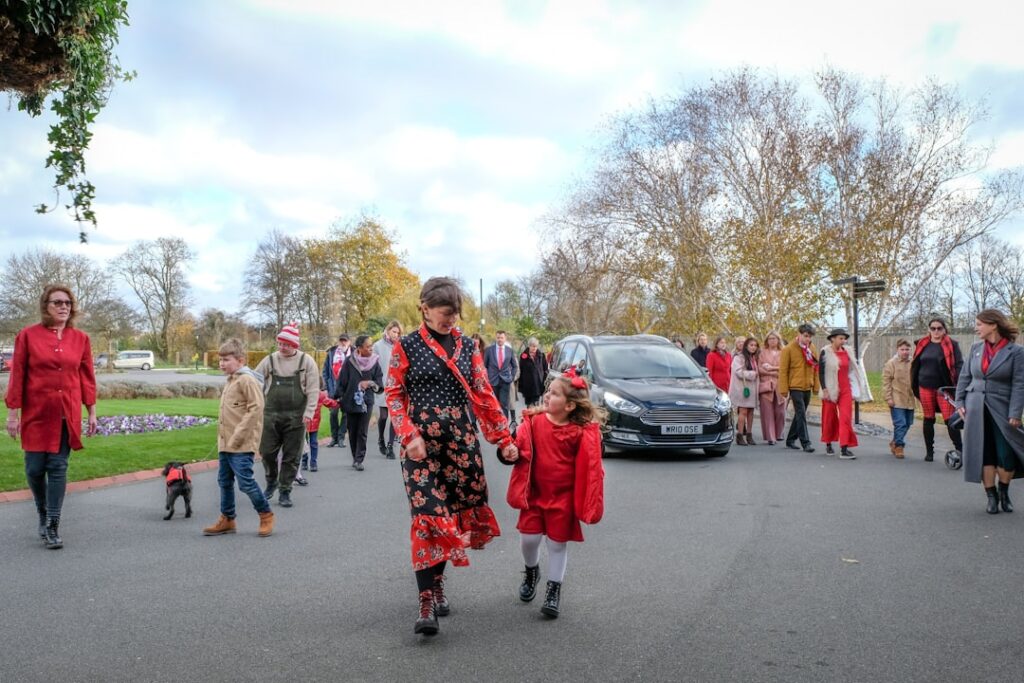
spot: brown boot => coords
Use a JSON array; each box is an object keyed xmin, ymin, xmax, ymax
[
  {"xmin": 203, "ymin": 515, "xmax": 236, "ymax": 536},
  {"xmin": 894, "ymin": 446, "xmax": 905, "ymax": 459},
  {"xmin": 889, "ymin": 440, "xmax": 896, "ymax": 455},
  {"xmin": 258, "ymin": 511, "xmax": 275, "ymax": 537}
]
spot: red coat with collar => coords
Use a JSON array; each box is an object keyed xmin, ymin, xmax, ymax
[
  {"xmin": 4, "ymin": 324, "xmax": 97, "ymax": 452},
  {"xmin": 705, "ymin": 349, "xmax": 732, "ymax": 393},
  {"xmin": 507, "ymin": 413, "xmax": 604, "ymax": 525}
]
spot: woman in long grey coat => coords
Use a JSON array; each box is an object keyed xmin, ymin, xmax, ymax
[{"xmin": 954, "ymin": 309, "xmax": 1024, "ymax": 514}]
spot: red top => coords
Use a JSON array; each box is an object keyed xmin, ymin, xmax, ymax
[
  {"xmin": 308, "ymin": 390, "xmax": 339, "ymax": 433},
  {"xmin": 705, "ymin": 350, "xmax": 732, "ymax": 393},
  {"xmin": 4, "ymin": 324, "xmax": 97, "ymax": 452}
]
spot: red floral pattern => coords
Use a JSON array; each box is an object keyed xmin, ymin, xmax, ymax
[{"xmin": 386, "ymin": 324, "xmax": 513, "ymax": 570}]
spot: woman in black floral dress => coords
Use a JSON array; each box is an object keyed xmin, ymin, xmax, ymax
[{"xmin": 385, "ymin": 277, "xmax": 518, "ymax": 636}]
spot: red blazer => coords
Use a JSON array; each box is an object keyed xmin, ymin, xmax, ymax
[
  {"xmin": 705, "ymin": 349, "xmax": 732, "ymax": 393},
  {"xmin": 507, "ymin": 414, "xmax": 605, "ymax": 525},
  {"xmin": 4, "ymin": 324, "xmax": 97, "ymax": 452}
]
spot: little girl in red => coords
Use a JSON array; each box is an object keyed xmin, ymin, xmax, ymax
[{"xmin": 507, "ymin": 368, "xmax": 605, "ymax": 618}]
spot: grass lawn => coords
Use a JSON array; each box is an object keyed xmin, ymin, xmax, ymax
[{"xmin": 0, "ymin": 399, "xmax": 334, "ymax": 493}]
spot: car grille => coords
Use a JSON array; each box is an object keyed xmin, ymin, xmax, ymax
[
  {"xmin": 643, "ymin": 434, "xmax": 717, "ymax": 445},
  {"xmin": 640, "ymin": 408, "xmax": 720, "ymax": 426}
]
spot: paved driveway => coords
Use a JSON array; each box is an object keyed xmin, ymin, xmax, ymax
[{"xmin": 0, "ymin": 425, "xmax": 1019, "ymax": 682}]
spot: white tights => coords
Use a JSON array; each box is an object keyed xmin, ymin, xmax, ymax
[{"xmin": 520, "ymin": 533, "xmax": 568, "ymax": 583}]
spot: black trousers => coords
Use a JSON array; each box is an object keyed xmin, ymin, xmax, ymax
[
  {"xmin": 329, "ymin": 407, "xmax": 347, "ymax": 444},
  {"xmin": 786, "ymin": 390, "xmax": 812, "ymax": 447},
  {"xmin": 346, "ymin": 411, "xmax": 371, "ymax": 464}
]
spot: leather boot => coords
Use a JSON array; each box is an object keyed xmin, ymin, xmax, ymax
[
  {"xmin": 948, "ymin": 424, "xmax": 963, "ymax": 453},
  {"xmin": 203, "ymin": 515, "xmax": 237, "ymax": 536},
  {"xmin": 894, "ymin": 446, "xmax": 905, "ymax": 459},
  {"xmin": 825, "ymin": 443, "xmax": 834, "ymax": 455},
  {"xmin": 378, "ymin": 438, "xmax": 387, "ymax": 455},
  {"xmin": 264, "ymin": 481, "xmax": 277, "ymax": 500},
  {"xmin": 519, "ymin": 564, "xmax": 540, "ymax": 602},
  {"xmin": 736, "ymin": 432, "xmax": 747, "ymax": 446},
  {"xmin": 44, "ymin": 517, "xmax": 63, "ymax": 549},
  {"xmin": 258, "ymin": 511, "xmax": 275, "ymax": 537},
  {"xmin": 998, "ymin": 482, "xmax": 1013, "ymax": 513},
  {"xmin": 540, "ymin": 580, "xmax": 562, "ymax": 618},
  {"xmin": 433, "ymin": 574, "xmax": 450, "ymax": 616},
  {"xmin": 746, "ymin": 431, "xmax": 758, "ymax": 446},
  {"xmin": 923, "ymin": 418, "xmax": 935, "ymax": 461},
  {"xmin": 279, "ymin": 491, "xmax": 293, "ymax": 508},
  {"xmin": 37, "ymin": 510, "xmax": 47, "ymax": 539},
  {"xmin": 985, "ymin": 487, "xmax": 1000, "ymax": 514},
  {"xmin": 414, "ymin": 589, "xmax": 439, "ymax": 635}
]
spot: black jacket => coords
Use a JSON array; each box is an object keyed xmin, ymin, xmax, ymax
[
  {"xmin": 334, "ymin": 357, "xmax": 383, "ymax": 414},
  {"xmin": 691, "ymin": 345, "xmax": 710, "ymax": 368},
  {"xmin": 517, "ymin": 350, "xmax": 549, "ymax": 398}
]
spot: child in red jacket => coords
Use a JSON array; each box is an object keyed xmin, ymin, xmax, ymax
[
  {"xmin": 302, "ymin": 380, "xmax": 338, "ymax": 474},
  {"xmin": 508, "ymin": 367, "xmax": 605, "ymax": 618}
]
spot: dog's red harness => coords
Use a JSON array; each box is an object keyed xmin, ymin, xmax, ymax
[{"xmin": 165, "ymin": 466, "xmax": 191, "ymax": 485}]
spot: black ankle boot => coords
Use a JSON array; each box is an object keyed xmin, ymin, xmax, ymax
[
  {"xmin": 998, "ymin": 482, "xmax": 1013, "ymax": 513},
  {"xmin": 414, "ymin": 589, "xmax": 439, "ymax": 635},
  {"xmin": 986, "ymin": 487, "xmax": 1000, "ymax": 514},
  {"xmin": 825, "ymin": 443, "xmax": 834, "ymax": 455},
  {"xmin": 923, "ymin": 419, "xmax": 935, "ymax": 461},
  {"xmin": 519, "ymin": 565, "xmax": 540, "ymax": 602},
  {"xmin": 540, "ymin": 580, "xmax": 562, "ymax": 618},
  {"xmin": 44, "ymin": 517, "xmax": 63, "ymax": 549},
  {"xmin": 37, "ymin": 510, "xmax": 47, "ymax": 539},
  {"xmin": 433, "ymin": 574, "xmax": 450, "ymax": 616}
]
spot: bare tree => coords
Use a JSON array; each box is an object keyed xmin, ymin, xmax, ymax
[
  {"xmin": 112, "ymin": 237, "xmax": 194, "ymax": 360},
  {"xmin": 243, "ymin": 229, "xmax": 301, "ymax": 331}
]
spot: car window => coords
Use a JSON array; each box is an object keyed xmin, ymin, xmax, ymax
[
  {"xmin": 570, "ymin": 344, "xmax": 592, "ymax": 379},
  {"xmin": 592, "ymin": 344, "xmax": 705, "ymax": 380},
  {"xmin": 554, "ymin": 342, "xmax": 577, "ymax": 371}
]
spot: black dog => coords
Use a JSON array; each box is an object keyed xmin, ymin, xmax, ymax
[{"xmin": 162, "ymin": 462, "xmax": 193, "ymax": 520}]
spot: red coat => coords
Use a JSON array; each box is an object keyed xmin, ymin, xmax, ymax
[
  {"xmin": 705, "ymin": 349, "xmax": 732, "ymax": 393},
  {"xmin": 4, "ymin": 324, "xmax": 97, "ymax": 452},
  {"xmin": 308, "ymin": 390, "xmax": 339, "ymax": 433},
  {"xmin": 508, "ymin": 413, "xmax": 604, "ymax": 537}
]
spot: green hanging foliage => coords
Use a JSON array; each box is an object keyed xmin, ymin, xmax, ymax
[{"xmin": 0, "ymin": 0, "xmax": 133, "ymax": 242}]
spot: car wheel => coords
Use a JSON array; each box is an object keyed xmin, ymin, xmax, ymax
[
  {"xmin": 141, "ymin": 363, "xmax": 151, "ymax": 371},
  {"xmin": 704, "ymin": 446, "xmax": 729, "ymax": 457}
]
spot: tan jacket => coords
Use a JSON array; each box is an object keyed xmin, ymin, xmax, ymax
[
  {"xmin": 778, "ymin": 339, "xmax": 820, "ymax": 395},
  {"xmin": 882, "ymin": 355, "xmax": 914, "ymax": 409},
  {"xmin": 218, "ymin": 369, "xmax": 265, "ymax": 453}
]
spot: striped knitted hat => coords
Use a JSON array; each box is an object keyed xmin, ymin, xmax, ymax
[{"xmin": 277, "ymin": 322, "xmax": 301, "ymax": 349}]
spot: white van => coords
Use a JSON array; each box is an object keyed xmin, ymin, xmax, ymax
[{"xmin": 113, "ymin": 350, "xmax": 155, "ymax": 370}]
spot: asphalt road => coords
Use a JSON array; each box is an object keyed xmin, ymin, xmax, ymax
[{"xmin": 0, "ymin": 424, "xmax": 1020, "ymax": 683}]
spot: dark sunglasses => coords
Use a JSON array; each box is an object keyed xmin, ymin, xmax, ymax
[
  {"xmin": 48, "ymin": 300, "xmax": 73, "ymax": 308},
  {"xmin": 929, "ymin": 325, "xmax": 945, "ymax": 331}
]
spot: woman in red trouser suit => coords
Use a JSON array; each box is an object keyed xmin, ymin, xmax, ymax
[{"xmin": 819, "ymin": 329, "xmax": 868, "ymax": 459}]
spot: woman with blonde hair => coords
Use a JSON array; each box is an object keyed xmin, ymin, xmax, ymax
[{"xmin": 758, "ymin": 331, "xmax": 787, "ymax": 446}]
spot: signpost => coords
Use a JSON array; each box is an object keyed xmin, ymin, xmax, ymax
[{"xmin": 832, "ymin": 276, "xmax": 887, "ymax": 425}]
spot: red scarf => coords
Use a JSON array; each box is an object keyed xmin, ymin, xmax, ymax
[
  {"xmin": 332, "ymin": 346, "xmax": 349, "ymax": 380},
  {"xmin": 914, "ymin": 335, "xmax": 958, "ymax": 384},
  {"xmin": 799, "ymin": 343, "xmax": 817, "ymax": 368},
  {"xmin": 982, "ymin": 338, "xmax": 1009, "ymax": 374}
]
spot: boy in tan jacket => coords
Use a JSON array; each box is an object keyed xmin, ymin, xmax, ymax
[
  {"xmin": 882, "ymin": 339, "xmax": 915, "ymax": 459},
  {"xmin": 203, "ymin": 339, "xmax": 274, "ymax": 537}
]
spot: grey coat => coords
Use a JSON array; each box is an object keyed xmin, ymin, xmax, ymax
[{"xmin": 954, "ymin": 341, "xmax": 1024, "ymax": 483}]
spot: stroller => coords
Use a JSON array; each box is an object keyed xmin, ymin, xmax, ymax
[{"xmin": 939, "ymin": 387, "xmax": 963, "ymax": 470}]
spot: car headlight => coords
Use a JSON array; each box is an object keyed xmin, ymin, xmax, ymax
[
  {"xmin": 604, "ymin": 391, "xmax": 643, "ymax": 415},
  {"xmin": 714, "ymin": 391, "xmax": 732, "ymax": 415}
]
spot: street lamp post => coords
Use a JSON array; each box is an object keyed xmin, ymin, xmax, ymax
[{"xmin": 832, "ymin": 276, "xmax": 887, "ymax": 425}]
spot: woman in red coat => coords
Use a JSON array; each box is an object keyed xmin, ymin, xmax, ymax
[
  {"xmin": 705, "ymin": 335, "xmax": 732, "ymax": 393},
  {"xmin": 4, "ymin": 285, "xmax": 97, "ymax": 549},
  {"xmin": 508, "ymin": 368, "xmax": 605, "ymax": 619}
]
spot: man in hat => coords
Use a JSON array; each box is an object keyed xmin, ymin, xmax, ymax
[
  {"xmin": 253, "ymin": 322, "xmax": 321, "ymax": 508},
  {"xmin": 322, "ymin": 333, "xmax": 352, "ymax": 447},
  {"xmin": 778, "ymin": 323, "xmax": 820, "ymax": 453}
]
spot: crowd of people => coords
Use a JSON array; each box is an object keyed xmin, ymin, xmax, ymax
[{"xmin": 3, "ymin": 278, "xmax": 1023, "ymax": 636}]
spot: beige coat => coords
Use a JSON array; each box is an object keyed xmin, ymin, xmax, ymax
[
  {"xmin": 882, "ymin": 355, "xmax": 914, "ymax": 409},
  {"xmin": 218, "ymin": 369, "xmax": 265, "ymax": 453}
]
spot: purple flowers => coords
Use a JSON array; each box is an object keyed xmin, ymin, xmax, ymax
[{"xmin": 84, "ymin": 414, "xmax": 212, "ymax": 436}]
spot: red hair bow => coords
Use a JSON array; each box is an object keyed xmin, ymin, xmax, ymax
[{"xmin": 562, "ymin": 366, "xmax": 587, "ymax": 390}]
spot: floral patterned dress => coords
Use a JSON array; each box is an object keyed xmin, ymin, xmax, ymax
[{"xmin": 385, "ymin": 325, "xmax": 513, "ymax": 570}]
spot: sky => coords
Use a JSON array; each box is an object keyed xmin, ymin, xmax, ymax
[{"xmin": 2, "ymin": 0, "xmax": 1023, "ymax": 319}]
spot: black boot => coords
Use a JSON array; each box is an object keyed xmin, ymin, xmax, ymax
[
  {"xmin": 948, "ymin": 424, "xmax": 963, "ymax": 453},
  {"xmin": 264, "ymin": 481, "xmax": 277, "ymax": 500},
  {"xmin": 433, "ymin": 574, "xmax": 450, "ymax": 617},
  {"xmin": 300, "ymin": 454, "xmax": 309, "ymax": 471},
  {"xmin": 839, "ymin": 447, "xmax": 857, "ymax": 460},
  {"xmin": 986, "ymin": 486, "xmax": 1000, "ymax": 515},
  {"xmin": 825, "ymin": 443, "xmax": 834, "ymax": 455},
  {"xmin": 923, "ymin": 418, "xmax": 935, "ymax": 461},
  {"xmin": 519, "ymin": 565, "xmax": 540, "ymax": 602},
  {"xmin": 278, "ymin": 491, "xmax": 293, "ymax": 508},
  {"xmin": 386, "ymin": 445, "xmax": 396, "ymax": 460},
  {"xmin": 414, "ymin": 589, "xmax": 439, "ymax": 635},
  {"xmin": 37, "ymin": 510, "xmax": 47, "ymax": 539},
  {"xmin": 998, "ymin": 482, "xmax": 1013, "ymax": 513},
  {"xmin": 378, "ymin": 438, "xmax": 387, "ymax": 455},
  {"xmin": 44, "ymin": 517, "xmax": 63, "ymax": 549},
  {"xmin": 540, "ymin": 580, "xmax": 562, "ymax": 618}
]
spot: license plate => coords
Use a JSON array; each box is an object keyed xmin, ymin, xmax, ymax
[{"xmin": 661, "ymin": 424, "xmax": 702, "ymax": 435}]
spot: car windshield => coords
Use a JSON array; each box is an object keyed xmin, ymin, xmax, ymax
[{"xmin": 593, "ymin": 344, "xmax": 705, "ymax": 380}]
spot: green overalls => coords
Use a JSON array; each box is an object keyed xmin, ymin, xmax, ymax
[{"xmin": 260, "ymin": 352, "xmax": 309, "ymax": 493}]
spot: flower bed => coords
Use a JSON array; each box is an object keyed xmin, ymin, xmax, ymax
[{"xmin": 85, "ymin": 414, "xmax": 212, "ymax": 436}]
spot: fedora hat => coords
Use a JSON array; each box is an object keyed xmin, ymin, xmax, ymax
[{"xmin": 827, "ymin": 328, "xmax": 850, "ymax": 341}]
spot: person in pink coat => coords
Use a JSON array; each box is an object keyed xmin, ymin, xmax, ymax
[
  {"xmin": 757, "ymin": 332, "xmax": 787, "ymax": 445},
  {"xmin": 729, "ymin": 337, "xmax": 760, "ymax": 445}
]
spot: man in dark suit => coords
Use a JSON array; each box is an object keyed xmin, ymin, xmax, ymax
[{"xmin": 484, "ymin": 330, "xmax": 517, "ymax": 422}]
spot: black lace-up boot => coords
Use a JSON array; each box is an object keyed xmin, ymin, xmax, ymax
[
  {"xmin": 37, "ymin": 509, "xmax": 47, "ymax": 539},
  {"xmin": 540, "ymin": 580, "xmax": 562, "ymax": 618},
  {"xmin": 414, "ymin": 590, "xmax": 438, "ymax": 635},
  {"xmin": 519, "ymin": 565, "xmax": 540, "ymax": 602},
  {"xmin": 44, "ymin": 517, "xmax": 63, "ymax": 549},
  {"xmin": 433, "ymin": 574, "xmax": 450, "ymax": 616}
]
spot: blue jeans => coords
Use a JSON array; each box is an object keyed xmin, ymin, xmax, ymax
[
  {"xmin": 218, "ymin": 453, "xmax": 270, "ymax": 517},
  {"xmin": 25, "ymin": 423, "xmax": 71, "ymax": 520},
  {"xmin": 890, "ymin": 408, "xmax": 915, "ymax": 447},
  {"xmin": 308, "ymin": 431, "xmax": 318, "ymax": 467}
]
